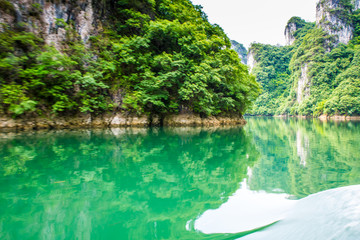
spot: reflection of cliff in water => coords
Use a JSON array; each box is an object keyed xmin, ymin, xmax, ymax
[
  {"xmin": 246, "ymin": 117, "xmax": 360, "ymax": 198},
  {"xmin": 296, "ymin": 130, "xmax": 309, "ymax": 167},
  {"xmin": 0, "ymin": 127, "xmax": 259, "ymax": 239}
]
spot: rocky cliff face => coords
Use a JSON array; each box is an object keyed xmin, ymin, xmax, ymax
[
  {"xmin": 297, "ymin": 64, "xmax": 311, "ymax": 104},
  {"xmin": 230, "ymin": 40, "xmax": 248, "ymax": 64},
  {"xmin": 0, "ymin": 0, "xmax": 104, "ymax": 50},
  {"xmin": 354, "ymin": 0, "xmax": 360, "ymax": 10},
  {"xmin": 285, "ymin": 21, "xmax": 297, "ymax": 46},
  {"xmin": 316, "ymin": 0, "xmax": 353, "ymax": 45},
  {"xmin": 284, "ymin": 17, "xmax": 310, "ymax": 46},
  {"xmin": 247, "ymin": 49, "xmax": 256, "ymax": 73},
  {"xmin": 294, "ymin": 0, "xmax": 356, "ymax": 105}
]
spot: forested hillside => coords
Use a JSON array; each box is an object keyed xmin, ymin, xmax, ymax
[
  {"xmin": 248, "ymin": 0, "xmax": 360, "ymax": 117},
  {"xmin": 0, "ymin": 0, "xmax": 258, "ymax": 121}
]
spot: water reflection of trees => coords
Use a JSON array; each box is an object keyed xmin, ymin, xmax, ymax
[
  {"xmin": 246, "ymin": 118, "xmax": 360, "ymax": 198},
  {"xmin": 0, "ymin": 127, "xmax": 259, "ymax": 239}
]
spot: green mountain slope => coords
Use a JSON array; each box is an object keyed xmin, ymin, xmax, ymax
[
  {"xmin": 0, "ymin": 0, "xmax": 259, "ymax": 119},
  {"xmin": 248, "ymin": 0, "xmax": 360, "ymax": 117}
]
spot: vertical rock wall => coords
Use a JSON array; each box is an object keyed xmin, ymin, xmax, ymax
[
  {"xmin": 284, "ymin": 21, "xmax": 297, "ymax": 46},
  {"xmin": 0, "ymin": 0, "xmax": 97, "ymax": 50},
  {"xmin": 247, "ymin": 49, "xmax": 256, "ymax": 73},
  {"xmin": 294, "ymin": 0, "xmax": 356, "ymax": 105},
  {"xmin": 43, "ymin": 0, "xmax": 95, "ymax": 49},
  {"xmin": 316, "ymin": 0, "xmax": 353, "ymax": 45},
  {"xmin": 297, "ymin": 64, "xmax": 310, "ymax": 104},
  {"xmin": 284, "ymin": 17, "xmax": 310, "ymax": 46},
  {"xmin": 354, "ymin": 0, "xmax": 360, "ymax": 10},
  {"xmin": 230, "ymin": 40, "xmax": 248, "ymax": 65}
]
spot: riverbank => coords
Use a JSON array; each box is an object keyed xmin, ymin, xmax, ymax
[
  {"xmin": 0, "ymin": 113, "xmax": 246, "ymax": 130},
  {"xmin": 266, "ymin": 115, "xmax": 360, "ymax": 121},
  {"xmin": 318, "ymin": 115, "xmax": 360, "ymax": 121}
]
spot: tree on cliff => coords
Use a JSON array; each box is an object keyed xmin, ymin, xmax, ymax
[
  {"xmin": 0, "ymin": 0, "xmax": 259, "ymax": 118},
  {"xmin": 248, "ymin": 0, "xmax": 360, "ymax": 117}
]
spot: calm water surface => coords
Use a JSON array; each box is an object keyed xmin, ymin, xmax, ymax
[{"xmin": 0, "ymin": 118, "xmax": 359, "ymax": 239}]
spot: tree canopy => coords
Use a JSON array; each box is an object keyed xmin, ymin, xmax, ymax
[
  {"xmin": 248, "ymin": 11, "xmax": 360, "ymax": 117},
  {"xmin": 0, "ymin": 0, "xmax": 259, "ymax": 119}
]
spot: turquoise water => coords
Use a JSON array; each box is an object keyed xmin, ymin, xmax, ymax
[{"xmin": 0, "ymin": 118, "xmax": 359, "ymax": 239}]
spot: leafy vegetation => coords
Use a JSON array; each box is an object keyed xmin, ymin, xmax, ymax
[
  {"xmin": 0, "ymin": 29, "xmax": 111, "ymax": 116},
  {"xmin": 248, "ymin": 6, "xmax": 360, "ymax": 117},
  {"xmin": 0, "ymin": 0, "xmax": 259, "ymax": 119},
  {"xmin": 247, "ymin": 44, "xmax": 294, "ymax": 115}
]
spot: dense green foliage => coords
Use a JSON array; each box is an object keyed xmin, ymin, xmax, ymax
[
  {"xmin": 0, "ymin": 29, "xmax": 111, "ymax": 115},
  {"xmin": 0, "ymin": 0, "xmax": 258, "ymax": 119},
  {"xmin": 248, "ymin": 9, "xmax": 360, "ymax": 116},
  {"xmin": 247, "ymin": 44, "xmax": 294, "ymax": 115}
]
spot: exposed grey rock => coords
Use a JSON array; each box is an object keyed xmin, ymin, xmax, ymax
[
  {"xmin": 283, "ymin": 17, "xmax": 309, "ymax": 46},
  {"xmin": 294, "ymin": 0, "xmax": 357, "ymax": 105},
  {"xmin": 316, "ymin": 0, "xmax": 353, "ymax": 45},
  {"xmin": 297, "ymin": 64, "xmax": 311, "ymax": 104},
  {"xmin": 0, "ymin": 113, "xmax": 246, "ymax": 129},
  {"xmin": 284, "ymin": 21, "xmax": 297, "ymax": 45},
  {"xmin": 0, "ymin": 0, "xmax": 95, "ymax": 50},
  {"xmin": 230, "ymin": 40, "xmax": 248, "ymax": 64},
  {"xmin": 354, "ymin": 0, "xmax": 360, "ymax": 10},
  {"xmin": 247, "ymin": 49, "xmax": 256, "ymax": 73},
  {"xmin": 163, "ymin": 114, "xmax": 246, "ymax": 127}
]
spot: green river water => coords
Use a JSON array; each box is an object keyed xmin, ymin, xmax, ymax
[{"xmin": 0, "ymin": 117, "xmax": 359, "ymax": 239}]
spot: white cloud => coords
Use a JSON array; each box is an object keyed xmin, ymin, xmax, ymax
[{"xmin": 191, "ymin": 0, "xmax": 318, "ymax": 48}]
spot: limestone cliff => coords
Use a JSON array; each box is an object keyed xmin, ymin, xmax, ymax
[
  {"xmin": 316, "ymin": 0, "xmax": 353, "ymax": 45},
  {"xmin": 354, "ymin": 0, "xmax": 360, "ymax": 10},
  {"xmin": 247, "ymin": 48, "xmax": 256, "ymax": 73},
  {"xmin": 285, "ymin": 22, "xmax": 297, "ymax": 46},
  {"xmin": 293, "ymin": 0, "xmax": 357, "ymax": 105},
  {"xmin": 284, "ymin": 17, "xmax": 312, "ymax": 46},
  {"xmin": 297, "ymin": 64, "xmax": 311, "ymax": 104},
  {"xmin": 230, "ymin": 40, "xmax": 247, "ymax": 64},
  {"xmin": 0, "ymin": 0, "xmax": 108, "ymax": 50},
  {"xmin": 245, "ymin": 0, "xmax": 360, "ymax": 117}
]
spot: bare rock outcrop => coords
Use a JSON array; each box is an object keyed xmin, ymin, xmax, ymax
[
  {"xmin": 316, "ymin": 0, "xmax": 353, "ymax": 45},
  {"xmin": 285, "ymin": 21, "xmax": 297, "ymax": 46},
  {"xmin": 0, "ymin": 113, "xmax": 246, "ymax": 130},
  {"xmin": 163, "ymin": 114, "xmax": 246, "ymax": 127},
  {"xmin": 0, "ymin": 0, "xmax": 97, "ymax": 50},
  {"xmin": 297, "ymin": 64, "xmax": 311, "ymax": 104},
  {"xmin": 247, "ymin": 48, "xmax": 257, "ymax": 73},
  {"xmin": 284, "ymin": 17, "xmax": 309, "ymax": 46},
  {"xmin": 354, "ymin": 0, "xmax": 360, "ymax": 10}
]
